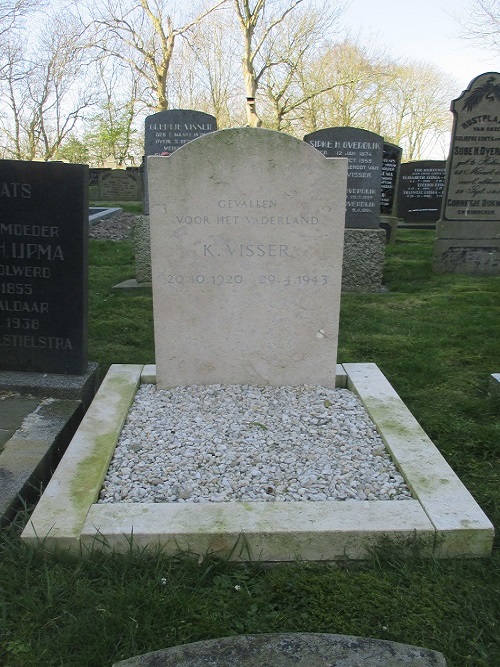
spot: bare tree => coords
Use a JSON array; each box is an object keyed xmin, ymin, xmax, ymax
[
  {"xmin": 259, "ymin": 2, "xmax": 346, "ymax": 132},
  {"xmin": 0, "ymin": 0, "xmax": 41, "ymax": 38},
  {"xmin": 187, "ymin": 14, "xmax": 243, "ymax": 127},
  {"xmin": 83, "ymin": 0, "xmax": 229, "ymax": 112},
  {"xmin": 0, "ymin": 0, "xmax": 44, "ymax": 82},
  {"xmin": 382, "ymin": 61, "xmax": 455, "ymax": 160},
  {"xmin": 0, "ymin": 12, "xmax": 97, "ymax": 160},
  {"xmin": 297, "ymin": 38, "xmax": 388, "ymax": 134},
  {"xmin": 83, "ymin": 58, "xmax": 143, "ymax": 166},
  {"xmin": 455, "ymin": 0, "xmax": 500, "ymax": 54},
  {"xmin": 233, "ymin": 0, "xmax": 302, "ymax": 126}
]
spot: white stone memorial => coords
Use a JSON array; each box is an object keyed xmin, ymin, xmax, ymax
[{"xmin": 148, "ymin": 128, "xmax": 347, "ymax": 388}]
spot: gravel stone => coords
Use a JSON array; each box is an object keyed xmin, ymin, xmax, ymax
[
  {"xmin": 99, "ymin": 384, "xmax": 412, "ymax": 504},
  {"xmin": 89, "ymin": 212, "xmax": 137, "ymax": 241}
]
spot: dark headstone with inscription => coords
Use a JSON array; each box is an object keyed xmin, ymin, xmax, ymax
[
  {"xmin": 434, "ymin": 72, "xmax": 500, "ymax": 274},
  {"xmin": 396, "ymin": 160, "xmax": 446, "ymax": 222},
  {"xmin": 0, "ymin": 160, "xmax": 88, "ymax": 374},
  {"xmin": 304, "ymin": 127, "xmax": 384, "ymax": 228},
  {"xmin": 441, "ymin": 72, "xmax": 500, "ymax": 222},
  {"xmin": 143, "ymin": 109, "xmax": 217, "ymax": 214},
  {"xmin": 144, "ymin": 109, "xmax": 217, "ymax": 157},
  {"xmin": 381, "ymin": 142, "xmax": 402, "ymax": 215},
  {"xmin": 97, "ymin": 169, "xmax": 142, "ymax": 201}
]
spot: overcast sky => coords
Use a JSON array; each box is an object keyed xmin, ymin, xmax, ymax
[{"xmin": 341, "ymin": 0, "xmax": 499, "ymax": 94}]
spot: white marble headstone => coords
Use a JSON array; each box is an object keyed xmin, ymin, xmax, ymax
[{"xmin": 149, "ymin": 127, "xmax": 347, "ymax": 388}]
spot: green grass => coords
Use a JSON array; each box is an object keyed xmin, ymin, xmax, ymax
[{"xmin": 1, "ymin": 229, "xmax": 499, "ymax": 667}]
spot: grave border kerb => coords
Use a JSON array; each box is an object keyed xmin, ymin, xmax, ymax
[{"xmin": 20, "ymin": 363, "xmax": 494, "ymax": 560}]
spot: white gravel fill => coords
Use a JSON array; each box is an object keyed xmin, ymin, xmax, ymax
[{"xmin": 99, "ymin": 384, "xmax": 412, "ymax": 504}]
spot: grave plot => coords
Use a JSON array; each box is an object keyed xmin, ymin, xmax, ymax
[{"xmin": 21, "ymin": 128, "xmax": 494, "ymax": 559}]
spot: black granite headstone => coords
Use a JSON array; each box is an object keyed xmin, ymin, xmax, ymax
[
  {"xmin": 304, "ymin": 127, "xmax": 384, "ymax": 228},
  {"xmin": 0, "ymin": 160, "xmax": 88, "ymax": 374},
  {"xmin": 144, "ymin": 109, "xmax": 217, "ymax": 157},
  {"xmin": 381, "ymin": 142, "xmax": 402, "ymax": 215},
  {"xmin": 143, "ymin": 109, "xmax": 217, "ymax": 214},
  {"xmin": 396, "ymin": 160, "xmax": 446, "ymax": 222}
]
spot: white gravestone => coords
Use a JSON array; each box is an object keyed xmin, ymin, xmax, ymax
[{"xmin": 149, "ymin": 128, "xmax": 347, "ymax": 388}]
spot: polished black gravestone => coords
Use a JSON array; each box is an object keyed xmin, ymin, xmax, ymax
[
  {"xmin": 143, "ymin": 109, "xmax": 217, "ymax": 215},
  {"xmin": 144, "ymin": 109, "xmax": 217, "ymax": 157},
  {"xmin": 304, "ymin": 127, "xmax": 384, "ymax": 228},
  {"xmin": 396, "ymin": 160, "xmax": 446, "ymax": 223},
  {"xmin": 0, "ymin": 160, "xmax": 88, "ymax": 374},
  {"xmin": 381, "ymin": 142, "xmax": 403, "ymax": 215}
]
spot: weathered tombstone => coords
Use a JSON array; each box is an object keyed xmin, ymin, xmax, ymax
[
  {"xmin": 381, "ymin": 142, "xmax": 403, "ymax": 215},
  {"xmin": 303, "ymin": 127, "xmax": 386, "ymax": 291},
  {"xmin": 433, "ymin": 72, "xmax": 500, "ymax": 274},
  {"xmin": 0, "ymin": 160, "xmax": 88, "ymax": 374},
  {"xmin": 88, "ymin": 167, "xmax": 111, "ymax": 186},
  {"xmin": 149, "ymin": 127, "xmax": 347, "ymax": 388},
  {"xmin": 97, "ymin": 169, "xmax": 142, "ymax": 201},
  {"xmin": 89, "ymin": 167, "xmax": 111, "ymax": 201},
  {"xmin": 395, "ymin": 160, "xmax": 446, "ymax": 223},
  {"xmin": 304, "ymin": 127, "xmax": 383, "ymax": 228}
]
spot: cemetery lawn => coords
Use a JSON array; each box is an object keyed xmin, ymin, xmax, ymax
[{"xmin": 1, "ymin": 229, "xmax": 499, "ymax": 667}]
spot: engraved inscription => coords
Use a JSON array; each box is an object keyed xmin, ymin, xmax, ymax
[
  {"xmin": 304, "ymin": 128, "xmax": 383, "ymax": 227},
  {"xmin": 149, "ymin": 127, "xmax": 347, "ymax": 388},
  {"xmin": 0, "ymin": 162, "xmax": 87, "ymax": 373},
  {"xmin": 203, "ymin": 243, "xmax": 290, "ymax": 257},
  {"xmin": 444, "ymin": 73, "xmax": 500, "ymax": 221}
]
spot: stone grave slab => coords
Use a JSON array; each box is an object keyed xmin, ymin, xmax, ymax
[
  {"xmin": 0, "ymin": 394, "xmax": 83, "ymax": 526},
  {"xmin": 303, "ymin": 127, "xmax": 386, "ymax": 290},
  {"xmin": 0, "ymin": 160, "xmax": 88, "ymax": 374},
  {"xmin": 88, "ymin": 167, "xmax": 111, "ymax": 200},
  {"xmin": 434, "ymin": 72, "xmax": 500, "ymax": 274},
  {"xmin": 112, "ymin": 633, "xmax": 448, "ymax": 667},
  {"xmin": 21, "ymin": 363, "xmax": 494, "ymax": 559},
  {"xmin": 0, "ymin": 394, "xmax": 40, "ymax": 450},
  {"xmin": 149, "ymin": 127, "xmax": 347, "ymax": 388},
  {"xmin": 97, "ymin": 170, "xmax": 141, "ymax": 201}
]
